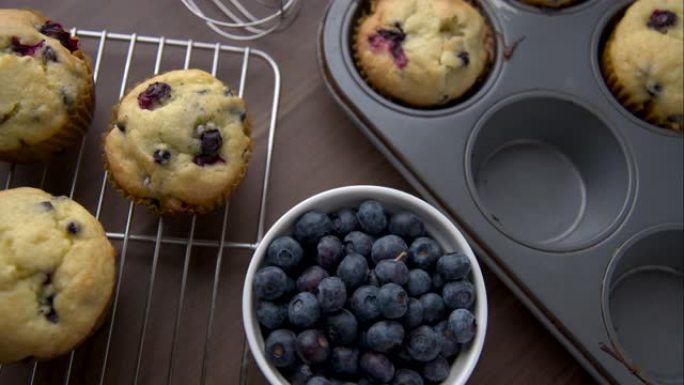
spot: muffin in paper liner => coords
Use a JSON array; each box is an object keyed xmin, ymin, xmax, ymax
[
  {"xmin": 0, "ymin": 9, "xmax": 95, "ymax": 163},
  {"xmin": 103, "ymin": 69, "xmax": 253, "ymax": 216},
  {"xmin": 601, "ymin": 0, "xmax": 683, "ymax": 132},
  {"xmin": 0, "ymin": 187, "xmax": 116, "ymax": 363},
  {"xmin": 353, "ymin": 0, "xmax": 495, "ymax": 108}
]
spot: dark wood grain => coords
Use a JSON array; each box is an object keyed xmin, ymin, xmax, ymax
[{"xmin": 1, "ymin": 1, "xmax": 596, "ymax": 384}]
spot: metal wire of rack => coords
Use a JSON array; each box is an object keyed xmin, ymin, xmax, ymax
[{"xmin": 0, "ymin": 28, "xmax": 280, "ymax": 385}]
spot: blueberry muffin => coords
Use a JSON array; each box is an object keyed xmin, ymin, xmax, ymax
[
  {"xmin": 355, "ymin": 0, "xmax": 494, "ymax": 107},
  {"xmin": 602, "ymin": 0, "xmax": 683, "ymax": 131},
  {"xmin": 0, "ymin": 187, "xmax": 116, "ymax": 363},
  {"xmin": 0, "ymin": 9, "xmax": 95, "ymax": 162},
  {"xmin": 517, "ymin": 0, "xmax": 579, "ymax": 9},
  {"xmin": 103, "ymin": 69, "xmax": 253, "ymax": 215}
]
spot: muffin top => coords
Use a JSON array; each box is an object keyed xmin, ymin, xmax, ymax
[
  {"xmin": 104, "ymin": 69, "xmax": 253, "ymax": 214},
  {"xmin": 0, "ymin": 9, "xmax": 93, "ymax": 155},
  {"xmin": 0, "ymin": 187, "xmax": 116, "ymax": 363},
  {"xmin": 355, "ymin": 0, "xmax": 493, "ymax": 107},
  {"xmin": 606, "ymin": 0, "xmax": 683, "ymax": 130}
]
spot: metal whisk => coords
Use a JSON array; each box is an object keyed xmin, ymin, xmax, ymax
[{"xmin": 179, "ymin": 0, "xmax": 301, "ymax": 41}]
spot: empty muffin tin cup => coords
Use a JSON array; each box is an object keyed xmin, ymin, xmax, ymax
[
  {"xmin": 465, "ymin": 92, "xmax": 633, "ymax": 251},
  {"xmin": 602, "ymin": 225, "xmax": 684, "ymax": 385}
]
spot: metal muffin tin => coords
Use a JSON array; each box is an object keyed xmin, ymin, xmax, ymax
[{"xmin": 318, "ymin": 1, "xmax": 684, "ymax": 384}]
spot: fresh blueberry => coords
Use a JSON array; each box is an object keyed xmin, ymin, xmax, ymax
[
  {"xmin": 432, "ymin": 273, "xmax": 445, "ymax": 291},
  {"xmin": 343, "ymin": 231, "xmax": 374, "ymax": 257},
  {"xmin": 40, "ymin": 21, "xmax": 79, "ymax": 52},
  {"xmin": 406, "ymin": 269, "xmax": 431, "ymax": 297},
  {"xmin": 406, "ymin": 325, "xmax": 440, "ymax": 362},
  {"xmin": 289, "ymin": 292, "xmax": 321, "ymax": 329},
  {"xmin": 408, "ymin": 237, "xmax": 442, "ymax": 270},
  {"xmin": 434, "ymin": 320, "xmax": 461, "ymax": 358},
  {"xmin": 356, "ymin": 200, "xmax": 387, "ymax": 235},
  {"xmin": 296, "ymin": 329, "xmax": 330, "ymax": 365},
  {"xmin": 422, "ymin": 355, "xmax": 450, "ymax": 382},
  {"xmin": 137, "ymin": 82, "xmax": 172, "ymax": 110},
  {"xmin": 153, "ymin": 149, "xmax": 171, "ymax": 165},
  {"xmin": 331, "ymin": 208, "xmax": 358, "ymax": 237},
  {"xmin": 419, "ymin": 293, "xmax": 445, "ymax": 325},
  {"xmin": 265, "ymin": 329, "xmax": 297, "ymax": 368},
  {"xmin": 436, "ymin": 252, "xmax": 471, "ymax": 281},
  {"xmin": 336, "ymin": 253, "xmax": 369, "ymax": 290},
  {"xmin": 316, "ymin": 235, "xmax": 344, "ymax": 272},
  {"xmin": 378, "ymin": 283, "xmax": 408, "ymax": 319},
  {"xmin": 350, "ymin": 285, "xmax": 381, "ymax": 322},
  {"xmin": 254, "ymin": 266, "xmax": 289, "ymax": 300},
  {"xmin": 256, "ymin": 300, "xmax": 287, "ymax": 330},
  {"xmin": 400, "ymin": 297, "xmax": 424, "ymax": 330},
  {"xmin": 360, "ymin": 351, "xmax": 395, "ymax": 383},
  {"xmin": 393, "ymin": 368, "xmax": 424, "ymax": 385},
  {"xmin": 295, "ymin": 211, "xmax": 333, "ymax": 246},
  {"xmin": 388, "ymin": 212, "xmax": 425, "ymax": 240},
  {"xmin": 330, "ymin": 347, "xmax": 359, "ymax": 377},
  {"xmin": 371, "ymin": 235, "xmax": 408, "ymax": 265},
  {"xmin": 442, "ymin": 280, "xmax": 475, "ymax": 310},
  {"xmin": 297, "ymin": 266, "xmax": 329, "ymax": 293},
  {"xmin": 289, "ymin": 364, "xmax": 314, "ymax": 385},
  {"xmin": 193, "ymin": 129, "xmax": 224, "ymax": 166},
  {"xmin": 448, "ymin": 308, "xmax": 477, "ymax": 344},
  {"xmin": 306, "ymin": 376, "xmax": 331, "ymax": 385},
  {"xmin": 317, "ymin": 277, "xmax": 347, "ymax": 313},
  {"xmin": 647, "ymin": 10, "xmax": 678, "ymax": 32},
  {"xmin": 374, "ymin": 259, "xmax": 409, "ymax": 285},
  {"xmin": 325, "ymin": 309, "xmax": 358, "ymax": 346},
  {"xmin": 367, "ymin": 320, "xmax": 405, "ymax": 352},
  {"xmin": 267, "ymin": 236, "xmax": 303, "ymax": 272}
]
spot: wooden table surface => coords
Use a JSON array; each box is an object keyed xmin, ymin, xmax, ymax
[{"xmin": 1, "ymin": 1, "xmax": 596, "ymax": 384}]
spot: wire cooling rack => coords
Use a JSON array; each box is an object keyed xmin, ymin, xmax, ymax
[{"xmin": 0, "ymin": 29, "xmax": 279, "ymax": 385}]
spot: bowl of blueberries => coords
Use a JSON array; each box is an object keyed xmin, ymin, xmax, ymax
[{"xmin": 242, "ymin": 185, "xmax": 487, "ymax": 385}]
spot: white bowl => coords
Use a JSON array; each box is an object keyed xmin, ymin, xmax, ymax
[{"xmin": 242, "ymin": 185, "xmax": 488, "ymax": 384}]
